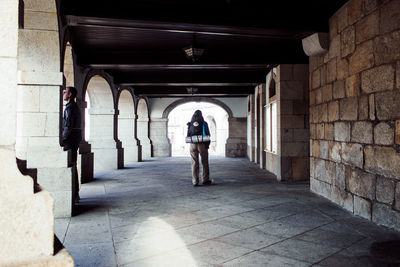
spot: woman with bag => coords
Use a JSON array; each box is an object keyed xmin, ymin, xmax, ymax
[{"xmin": 186, "ymin": 110, "xmax": 212, "ymax": 186}]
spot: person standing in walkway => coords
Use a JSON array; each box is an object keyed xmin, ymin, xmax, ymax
[
  {"xmin": 62, "ymin": 86, "xmax": 82, "ymax": 203},
  {"xmin": 186, "ymin": 110, "xmax": 212, "ymax": 186}
]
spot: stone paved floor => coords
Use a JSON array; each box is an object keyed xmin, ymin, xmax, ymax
[{"xmin": 55, "ymin": 157, "xmax": 400, "ymax": 267}]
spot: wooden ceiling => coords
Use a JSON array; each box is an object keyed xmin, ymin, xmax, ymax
[{"xmin": 60, "ymin": 0, "xmax": 348, "ymax": 97}]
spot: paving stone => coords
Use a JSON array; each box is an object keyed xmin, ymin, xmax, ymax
[
  {"xmin": 184, "ymin": 240, "xmax": 252, "ymax": 265},
  {"xmin": 114, "ymin": 234, "xmax": 188, "ymax": 265},
  {"xmin": 54, "ymin": 218, "xmax": 70, "ymax": 244},
  {"xmin": 65, "ymin": 242, "xmax": 117, "ymax": 267},
  {"xmin": 222, "ymin": 251, "xmax": 309, "ymax": 267},
  {"xmin": 61, "ymin": 157, "xmax": 400, "ymax": 266},
  {"xmin": 215, "ymin": 227, "xmax": 284, "ymax": 250},
  {"xmin": 122, "ymin": 248, "xmax": 209, "ymax": 267},
  {"xmin": 295, "ymin": 226, "xmax": 365, "ymax": 249},
  {"xmin": 260, "ymin": 238, "xmax": 341, "ymax": 264},
  {"xmin": 255, "ymin": 218, "xmax": 317, "ymax": 239},
  {"xmin": 177, "ymin": 221, "xmax": 239, "ymax": 240}
]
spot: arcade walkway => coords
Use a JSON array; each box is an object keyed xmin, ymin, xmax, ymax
[{"xmin": 55, "ymin": 157, "xmax": 400, "ymax": 266}]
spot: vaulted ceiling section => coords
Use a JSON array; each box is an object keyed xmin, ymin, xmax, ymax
[{"xmin": 60, "ymin": 0, "xmax": 348, "ymax": 97}]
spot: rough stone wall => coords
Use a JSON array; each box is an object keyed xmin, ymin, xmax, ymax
[{"xmin": 309, "ymin": 0, "xmax": 400, "ymax": 231}]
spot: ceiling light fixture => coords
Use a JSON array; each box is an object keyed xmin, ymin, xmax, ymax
[
  {"xmin": 186, "ymin": 87, "xmax": 199, "ymax": 94},
  {"xmin": 183, "ymin": 33, "xmax": 204, "ymax": 62}
]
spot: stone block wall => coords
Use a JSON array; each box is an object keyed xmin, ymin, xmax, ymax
[
  {"xmin": 0, "ymin": 1, "xmax": 73, "ymax": 265},
  {"xmin": 226, "ymin": 117, "xmax": 247, "ymax": 157},
  {"xmin": 279, "ymin": 65, "xmax": 310, "ymax": 181},
  {"xmin": 150, "ymin": 118, "xmax": 170, "ymax": 157},
  {"xmin": 309, "ymin": 0, "xmax": 400, "ymax": 231},
  {"xmin": 265, "ymin": 65, "xmax": 310, "ymax": 181},
  {"xmin": 16, "ymin": 0, "xmax": 72, "ymax": 218}
]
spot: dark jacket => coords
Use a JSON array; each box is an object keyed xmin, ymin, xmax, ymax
[{"xmin": 63, "ymin": 100, "xmax": 82, "ymax": 149}]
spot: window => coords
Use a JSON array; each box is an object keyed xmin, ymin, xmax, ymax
[{"xmin": 265, "ymin": 77, "xmax": 277, "ymax": 153}]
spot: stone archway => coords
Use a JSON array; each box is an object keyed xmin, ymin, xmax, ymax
[
  {"xmin": 118, "ymin": 89, "xmax": 141, "ymax": 163},
  {"xmin": 161, "ymin": 97, "xmax": 246, "ymax": 157},
  {"xmin": 85, "ymin": 75, "xmax": 119, "ymax": 172},
  {"xmin": 136, "ymin": 98, "xmax": 152, "ymax": 158},
  {"xmin": 162, "ymin": 97, "xmax": 234, "ymax": 119}
]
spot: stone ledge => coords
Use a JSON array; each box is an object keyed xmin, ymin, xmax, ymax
[{"xmin": 18, "ymin": 71, "xmax": 63, "ymax": 86}]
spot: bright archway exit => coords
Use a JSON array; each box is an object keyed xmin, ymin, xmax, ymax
[{"xmin": 168, "ymin": 102, "xmax": 228, "ymax": 157}]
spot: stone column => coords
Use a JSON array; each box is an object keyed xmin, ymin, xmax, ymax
[
  {"xmin": 76, "ymin": 99, "xmax": 94, "ymax": 183},
  {"xmin": 0, "ymin": 1, "xmax": 72, "ymax": 265},
  {"xmin": 89, "ymin": 107, "xmax": 119, "ymax": 172},
  {"xmin": 266, "ymin": 64, "xmax": 309, "ymax": 182},
  {"xmin": 247, "ymin": 94, "xmax": 256, "ymax": 162},
  {"xmin": 16, "ymin": 0, "xmax": 73, "ymax": 218},
  {"xmin": 259, "ymin": 84, "xmax": 267, "ymax": 169},
  {"xmin": 79, "ymin": 141, "xmax": 94, "ymax": 183},
  {"xmin": 138, "ymin": 117, "xmax": 152, "ymax": 158},
  {"xmin": 150, "ymin": 118, "xmax": 170, "ymax": 157},
  {"xmin": 226, "ymin": 117, "xmax": 247, "ymax": 157},
  {"xmin": 279, "ymin": 64, "xmax": 310, "ymax": 181},
  {"xmin": 119, "ymin": 114, "xmax": 141, "ymax": 163}
]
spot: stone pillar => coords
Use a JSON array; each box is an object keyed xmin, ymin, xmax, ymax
[
  {"xmin": 138, "ymin": 117, "xmax": 152, "ymax": 158},
  {"xmin": 119, "ymin": 114, "xmax": 141, "ymax": 163},
  {"xmin": 89, "ymin": 107, "xmax": 119, "ymax": 172},
  {"xmin": 259, "ymin": 84, "xmax": 267, "ymax": 169},
  {"xmin": 0, "ymin": 1, "xmax": 73, "ymax": 265},
  {"xmin": 150, "ymin": 118, "xmax": 170, "ymax": 157},
  {"xmin": 226, "ymin": 117, "xmax": 247, "ymax": 157},
  {"xmin": 279, "ymin": 64, "xmax": 310, "ymax": 181},
  {"xmin": 79, "ymin": 141, "xmax": 94, "ymax": 183},
  {"xmin": 76, "ymin": 99, "xmax": 93, "ymax": 183},
  {"xmin": 247, "ymin": 95, "xmax": 256, "ymax": 162},
  {"xmin": 265, "ymin": 65, "xmax": 309, "ymax": 182},
  {"xmin": 16, "ymin": 0, "xmax": 73, "ymax": 218}
]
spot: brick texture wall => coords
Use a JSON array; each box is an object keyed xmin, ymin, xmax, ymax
[{"xmin": 309, "ymin": 0, "xmax": 400, "ymax": 231}]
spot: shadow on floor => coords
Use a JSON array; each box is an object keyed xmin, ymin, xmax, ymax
[
  {"xmin": 370, "ymin": 239, "xmax": 400, "ymax": 265},
  {"xmin": 73, "ymin": 203, "xmax": 104, "ymax": 216}
]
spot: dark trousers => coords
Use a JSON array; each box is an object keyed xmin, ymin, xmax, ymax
[
  {"xmin": 67, "ymin": 145, "xmax": 80, "ymax": 203},
  {"xmin": 190, "ymin": 143, "xmax": 210, "ymax": 185}
]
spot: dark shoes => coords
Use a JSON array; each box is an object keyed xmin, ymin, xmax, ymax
[{"xmin": 193, "ymin": 180, "xmax": 212, "ymax": 186}]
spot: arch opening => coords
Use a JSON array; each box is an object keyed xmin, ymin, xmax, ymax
[
  {"xmin": 167, "ymin": 102, "xmax": 228, "ymax": 157},
  {"xmin": 84, "ymin": 75, "xmax": 117, "ymax": 172},
  {"xmin": 117, "ymin": 90, "xmax": 140, "ymax": 163}
]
